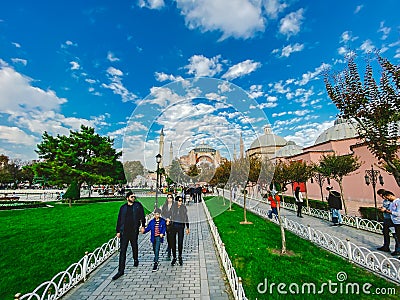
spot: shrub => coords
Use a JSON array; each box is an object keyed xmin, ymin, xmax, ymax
[
  {"xmin": 63, "ymin": 181, "xmax": 80, "ymax": 200},
  {"xmin": 359, "ymin": 207, "xmax": 384, "ymax": 222}
]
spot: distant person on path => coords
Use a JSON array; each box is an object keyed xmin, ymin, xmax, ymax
[
  {"xmin": 170, "ymin": 195, "xmax": 190, "ymax": 266},
  {"xmin": 379, "ymin": 190, "xmax": 400, "ymax": 256},
  {"xmin": 268, "ymin": 191, "xmax": 281, "ymax": 218},
  {"xmin": 327, "ymin": 186, "xmax": 343, "ymax": 226},
  {"xmin": 112, "ymin": 191, "xmax": 146, "ymax": 280},
  {"xmin": 376, "ymin": 189, "xmax": 398, "ymax": 252},
  {"xmin": 141, "ymin": 208, "xmax": 167, "ymax": 272},
  {"xmin": 161, "ymin": 193, "xmax": 175, "ymax": 260},
  {"xmin": 294, "ymin": 186, "xmax": 303, "ymax": 218}
]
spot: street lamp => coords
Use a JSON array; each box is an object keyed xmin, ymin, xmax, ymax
[
  {"xmin": 364, "ymin": 164, "xmax": 384, "ymax": 221},
  {"xmin": 155, "ymin": 154, "xmax": 162, "ymax": 209}
]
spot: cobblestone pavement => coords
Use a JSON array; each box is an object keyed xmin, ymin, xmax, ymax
[{"xmin": 64, "ymin": 202, "xmax": 233, "ymax": 300}]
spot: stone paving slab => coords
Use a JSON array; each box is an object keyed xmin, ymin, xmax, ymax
[{"xmin": 63, "ymin": 203, "xmax": 233, "ymax": 300}]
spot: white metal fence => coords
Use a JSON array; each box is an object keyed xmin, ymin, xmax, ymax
[
  {"xmin": 202, "ymin": 201, "xmax": 247, "ymax": 300},
  {"xmin": 15, "ymin": 213, "xmax": 154, "ymax": 300},
  {"xmin": 225, "ymin": 190, "xmax": 400, "ymax": 284}
]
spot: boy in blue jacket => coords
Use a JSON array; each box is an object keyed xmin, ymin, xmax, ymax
[{"xmin": 141, "ymin": 208, "xmax": 167, "ymax": 271}]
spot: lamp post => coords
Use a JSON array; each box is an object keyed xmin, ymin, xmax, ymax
[
  {"xmin": 155, "ymin": 154, "xmax": 162, "ymax": 209},
  {"xmin": 364, "ymin": 164, "xmax": 384, "ymax": 221}
]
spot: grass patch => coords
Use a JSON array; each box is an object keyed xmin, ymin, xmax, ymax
[
  {"xmin": 205, "ymin": 196, "xmax": 400, "ymax": 300},
  {"xmin": 0, "ymin": 197, "xmax": 161, "ymax": 299}
]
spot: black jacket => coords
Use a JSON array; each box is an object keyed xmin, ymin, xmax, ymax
[
  {"xmin": 327, "ymin": 190, "xmax": 342, "ymax": 210},
  {"xmin": 116, "ymin": 202, "xmax": 145, "ymax": 234},
  {"xmin": 171, "ymin": 204, "xmax": 189, "ymax": 229}
]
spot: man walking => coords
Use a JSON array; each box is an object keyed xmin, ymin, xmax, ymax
[
  {"xmin": 379, "ymin": 190, "xmax": 400, "ymax": 256},
  {"xmin": 112, "ymin": 191, "xmax": 145, "ymax": 280}
]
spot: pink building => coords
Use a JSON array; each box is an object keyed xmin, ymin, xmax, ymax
[{"xmin": 248, "ymin": 118, "xmax": 400, "ymax": 216}]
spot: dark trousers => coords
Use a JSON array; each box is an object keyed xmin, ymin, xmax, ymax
[
  {"xmin": 382, "ymin": 218, "xmax": 398, "ymax": 249},
  {"xmin": 394, "ymin": 224, "xmax": 400, "ymax": 252},
  {"xmin": 296, "ymin": 202, "xmax": 303, "ymax": 216},
  {"xmin": 171, "ymin": 224, "xmax": 185, "ymax": 258},
  {"xmin": 118, "ymin": 231, "xmax": 138, "ymax": 273},
  {"xmin": 166, "ymin": 225, "xmax": 173, "ymax": 256}
]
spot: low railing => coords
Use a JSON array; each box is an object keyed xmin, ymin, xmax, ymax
[
  {"xmin": 202, "ymin": 201, "xmax": 247, "ymax": 300},
  {"xmin": 229, "ymin": 192, "xmax": 400, "ymax": 284},
  {"xmin": 15, "ymin": 213, "xmax": 154, "ymax": 300},
  {"xmin": 223, "ymin": 189, "xmax": 384, "ymax": 235}
]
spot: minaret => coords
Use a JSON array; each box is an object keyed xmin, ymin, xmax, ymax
[
  {"xmin": 159, "ymin": 128, "xmax": 165, "ymax": 167},
  {"xmin": 169, "ymin": 142, "xmax": 173, "ymax": 166},
  {"xmin": 240, "ymin": 132, "xmax": 244, "ymax": 159}
]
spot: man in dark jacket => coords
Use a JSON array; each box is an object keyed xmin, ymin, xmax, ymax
[
  {"xmin": 327, "ymin": 186, "xmax": 343, "ymax": 226},
  {"xmin": 112, "ymin": 191, "xmax": 146, "ymax": 280},
  {"xmin": 170, "ymin": 196, "xmax": 190, "ymax": 266}
]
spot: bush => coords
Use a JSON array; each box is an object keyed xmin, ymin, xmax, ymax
[
  {"xmin": 281, "ymin": 195, "xmax": 329, "ymax": 210},
  {"xmin": 359, "ymin": 207, "xmax": 384, "ymax": 222},
  {"xmin": 63, "ymin": 181, "xmax": 80, "ymax": 200}
]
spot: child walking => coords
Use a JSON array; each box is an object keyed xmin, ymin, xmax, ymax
[{"xmin": 141, "ymin": 208, "xmax": 167, "ymax": 271}]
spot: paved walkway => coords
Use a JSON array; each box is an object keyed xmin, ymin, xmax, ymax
[
  {"xmin": 64, "ymin": 203, "xmax": 233, "ymax": 300},
  {"xmin": 240, "ymin": 195, "xmax": 397, "ymax": 258}
]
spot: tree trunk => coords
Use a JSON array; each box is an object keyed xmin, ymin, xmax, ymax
[
  {"xmin": 338, "ymin": 180, "xmax": 347, "ymax": 215},
  {"xmin": 277, "ymin": 206, "xmax": 286, "ymax": 254},
  {"xmin": 386, "ymin": 159, "xmax": 400, "ymax": 187}
]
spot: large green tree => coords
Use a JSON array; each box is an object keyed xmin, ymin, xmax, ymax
[
  {"xmin": 33, "ymin": 125, "xmax": 123, "ymax": 199},
  {"xmin": 324, "ymin": 54, "xmax": 400, "ymax": 186},
  {"xmin": 123, "ymin": 160, "xmax": 144, "ymax": 183},
  {"xmin": 316, "ymin": 154, "xmax": 361, "ymax": 214}
]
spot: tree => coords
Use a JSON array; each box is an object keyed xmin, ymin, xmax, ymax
[
  {"xmin": 287, "ymin": 160, "xmax": 314, "ymax": 211},
  {"xmin": 210, "ymin": 160, "xmax": 232, "ymax": 206},
  {"xmin": 33, "ymin": 125, "xmax": 123, "ymax": 200},
  {"xmin": 316, "ymin": 154, "xmax": 361, "ymax": 214},
  {"xmin": 186, "ymin": 164, "xmax": 200, "ymax": 181},
  {"xmin": 324, "ymin": 54, "xmax": 400, "ymax": 186},
  {"xmin": 168, "ymin": 159, "xmax": 187, "ymax": 185},
  {"xmin": 123, "ymin": 161, "xmax": 144, "ymax": 184}
]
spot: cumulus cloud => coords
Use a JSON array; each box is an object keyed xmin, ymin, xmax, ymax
[
  {"xmin": 263, "ymin": 0, "xmax": 287, "ymax": 19},
  {"xmin": 359, "ymin": 39, "xmax": 375, "ymax": 53},
  {"xmin": 185, "ymin": 55, "xmax": 223, "ymax": 77},
  {"xmin": 279, "ymin": 8, "xmax": 304, "ymax": 39},
  {"xmin": 102, "ymin": 67, "xmax": 137, "ymax": 102},
  {"xmin": 138, "ymin": 0, "xmax": 165, "ymax": 10},
  {"xmin": 176, "ymin": 0, "xmax": 265, "ymax": 40},
  {"xmin": 274, "ymin": 43, "xmax": 304, "ymax": 57},
  {"xmin": 222, "ymin": 59, "xmax": 261, "ymax": 80},
  {"xmin": 11, "ymin": 58, "xmax": 27, "ymax": 66},
  {"xmin": 296, "ymin": 63, "xmax": 330, "ymax": 86},
  {"xmin": 283, "ymin": 120, "xmax": 333, "ymax": 147},
  {"xmin": 0, "ymin": 126, "xmax": 37, "ymax": 146},
  {"xmin": 70, "ymin": 61, "xmax": 80, "ymax": 70},
  {"xmin": 107, "ymin": 51, "xmax": 120, "ymax": 62},
  {"xmin": 154, "ymin": 72, "xmax": 185, "ymax": 82}
]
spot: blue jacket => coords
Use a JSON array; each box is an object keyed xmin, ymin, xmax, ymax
[{"xmin": 143, "ymin": 217, "xmax": 167, "ymax": 243}]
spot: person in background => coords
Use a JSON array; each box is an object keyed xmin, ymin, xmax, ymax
[
  {"xmin": 326, "ymin": 186, "xmax": 343, "ymax": 226},
  {"xmin": 142, "ymin": 208, "xmax": 167, "ymax": 272},
  {"xmin": 379, "ymin": 190, "xmax": 400, "ymax": 256},
  {"xmin": 294, "ymin": 186, "xmax": 303, "ymax": 218},
  {"xmin": 112, "ymin": 192, "xmax": 145, "ymax": 280}
]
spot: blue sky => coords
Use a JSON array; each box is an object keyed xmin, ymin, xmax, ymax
[{"xmin": 0, "ymin": 0, "xmax": 399, "ymax": 170}]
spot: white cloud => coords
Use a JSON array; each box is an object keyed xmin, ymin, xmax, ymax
[
  {"xmin": 176, "ymin": 0, "xmax": 265, "ymax": 40},
  {"xmin": 262, "ymin": 0, "xmax": 287, "ymax": 19},
  {"xmin": 359, "ymin": 39, "xmax": 375, "ymax": 53},
  {"xmin": 354, "ymin": 5, "xmax": 363, "ymax": 14},
  {"xmin": 340, "ymin": 31, "xmax": 358, "ymax": 44},
  {"xmin": 138, "ymin": 0, "xmax": 165, "ymax": 10},
  {"xmin": 279, "ymin": 8, "xmax": 304, "ymax": 39},
  {"xmin": 296, "ymin": 63, "xmax": 330, "ymax": 86},
  {"xmin": 248, "ymin": 85, "xmax": 264, "ymax": 99},
  {"xmin": 154, "ymin": 72, "xmax": 185, "ymax": 83},
  {"xmin": 378, "ymin": 21, "xmax": 391, "ymax": 40},
  {"xmin": 102, "ymin": 67, "xmax": 137, "ymax": 102},
  {"xmin": 70, "ymin": 61, "xmax": 80, "ymax": 70},
  {"xmin": 222, "ymin": 59, "xmax": 261, "ymax": 80},
  {"xmin": 277, "ymin": 43, "xmax": 304, "ymax": 57},
  {"xmin": 107, "ymin": 51, "xmax": 120, "ymax": 62},
  {"xmin": 283, "ymin": 120, "xmax": 333, "ymax": 147},
  {"xmin": 11, "ymin": 58, "xmax": 27, "ymax": 66},
  {"xmin": 185, "ymin": 55, "xmax": 223, "ymax": 77},
  {"xmin": 0, "ymin": 126, "xmax": 36, "ymax": 146},
  {"xmin": 12, "ymin": 42, "xmax": 21, "ymax": 48}
]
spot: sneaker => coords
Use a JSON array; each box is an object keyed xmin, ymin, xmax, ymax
[
  {"xmin": 377, "ymin": 246, "xmax": 390, "ymax": 253},
  {"xmin": 391, "ymin": 251, "xmax": 400, "ymax": 256},
  {"xmin": 134, "ymin": 260, "xmax": 139, "ymax": 267},
  {"xmin": 171, "ymin": 258, "xmax": 177, "ymax": 266},
  {"xmin": 152, "ymin": 262, "xmax": 158, "ymax": 272},
  {"xmin": 178, "ymin": 257, "xmax": 183, "ymax": 266},
  {"xmin": 112, "ymin": 272, "xmax": 124, "ymax": 280}
]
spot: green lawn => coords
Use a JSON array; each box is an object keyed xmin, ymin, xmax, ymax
[
  {"xmin": 0, "ymin": 197, "xmax": 160, "ymax": 299},
  {"xmin": 205, "ymin": 196, "xmax": 400, "ymax": 300}
]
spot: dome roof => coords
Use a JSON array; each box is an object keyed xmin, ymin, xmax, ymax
[
  {"xmin": 314, "ymin": 118, "xmax": 358, "ymax": 145},
  {"xmin": 194, "ymin": 143, "xmax": 216, "ymax": 153},
  {"xmin": 274, "ymin": 141, "xmax": 303, "ymax": 158},
  {"xmin": 249, "ymin": 125, "xmax": 287, "ymax": 149}
]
